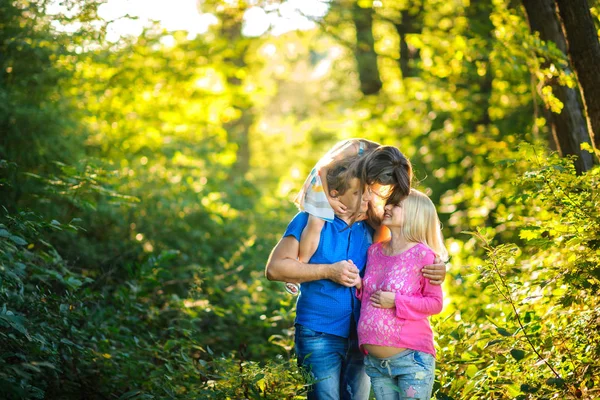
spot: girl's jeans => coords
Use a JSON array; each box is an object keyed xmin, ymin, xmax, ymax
[
  {"xmin": 364, "ymin": 349, "xmax": 435, "ymax": 400},
  {"xmin": 295, "ymin": 324, "xmax": 370, "ymax": 400}
]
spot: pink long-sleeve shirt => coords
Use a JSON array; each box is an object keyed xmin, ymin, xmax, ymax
[{"xmin": 356, "ymin": 242, "xmax": 443, "ymax": 357}]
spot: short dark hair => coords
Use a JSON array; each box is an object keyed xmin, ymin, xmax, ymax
[{"xmin": 326, "ymin": 155, "xmax": 361, "ymax": 195}]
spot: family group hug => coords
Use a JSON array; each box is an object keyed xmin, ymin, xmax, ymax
[{"xmin": 265, "ymin": 139, "xmax": 449, "ymax": 400}]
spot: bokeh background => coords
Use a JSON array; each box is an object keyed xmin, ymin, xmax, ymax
[{"xmin": 1, "ymin": 0, "xmax": 600, "ymax": 398}]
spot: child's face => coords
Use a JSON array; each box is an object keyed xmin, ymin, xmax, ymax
[
  {"xmin": 382, "ymin": 201, "xmax": 404, "ymax": 228},
  {"xmin": 337, "ymin": 178, "xmax": 372, "ymax": 214}
]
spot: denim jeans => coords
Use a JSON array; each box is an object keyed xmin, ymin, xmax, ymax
[
  {"xmin": 364, "ymin": 349, "xmax": 435, "ymax": 400},
  {"xmin": 295, "ymin": 324, "xmax": 370, "ymax": 400}
]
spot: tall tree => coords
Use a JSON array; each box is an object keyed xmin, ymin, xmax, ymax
[
  {"xmin": 351, "ymin": 1, "xmax": 382, "ymax": 95},
  {"xmin": 392, "ymin": 3, "xmax": 425, "ymax": 78},
  {"xmin": 465, "ymin": 0, "xmax": 495, "ymax": 127},
  {"xmin": 215, "ymin": 4, "xmax": 253, "ymax": 176},
  {"xmin": 522, "ymin": 0, "xmax": 595, "ymax": 173},
  {"xmin": 555, "ymin": 0, "xmax": 600, "ymax": 150}
]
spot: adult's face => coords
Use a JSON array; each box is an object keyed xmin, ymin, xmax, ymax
[{"xmin": 367, "ymin": 183, "xmax": 392, "ymax": 209}]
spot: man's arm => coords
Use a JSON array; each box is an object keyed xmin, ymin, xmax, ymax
[
  {"xmin": 421, "ymin": 256, "xmax": 447, "ymax": 285},
  {"xmin": 265, "ymin": 236, "xmax": 360, "ymax": 286}
]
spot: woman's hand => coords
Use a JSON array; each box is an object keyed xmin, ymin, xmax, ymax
[{"xmin": 370, "ymin": 290, "xmax": 395, "ymax": 309}]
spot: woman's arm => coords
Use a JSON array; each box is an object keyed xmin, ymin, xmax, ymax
[
  {"xmin": 369, "ymin": 252, "xmax": 444, "ymax": 319},
  {"xmin": 393, "ymin": 280, "xmax": 443, "ymax": 319},
  {"xmin": 369, "ymin": 282, "xmax": 443, "ymax": 320},
  {"xmin": 354, "ymin": 278, "xmax": 363, "ymax": 300}
]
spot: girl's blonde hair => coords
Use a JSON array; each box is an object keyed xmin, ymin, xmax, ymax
[{"xmin": 399, "ymin": 189, "xmax": 448, "ymax": 261}]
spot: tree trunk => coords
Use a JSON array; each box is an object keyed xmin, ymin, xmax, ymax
[
  {"xmin": 465, "ymin": 0, "xmax": 494, "ymax": 127},
  {"xmin": 555, "ymin": 0, "xmax": 600, "ymax": 151},
  {"xmin": 522, "ymin": 0, "xmax": 595, "ymax": 173},
  {"xmin": 219, "ymin": 6, "xmax": 252, "ymax": 177},
  {"xmin": 394, "ymin": 5, "xmax": 424, "ymax": 79},
  {"xmin": 351, "ymin": 1, "xmax": 382, "ymax": 96}
]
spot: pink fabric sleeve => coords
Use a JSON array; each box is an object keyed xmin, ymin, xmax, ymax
[
  {"xmin": 356, "ymin": 244, "xmax": 377, "ymax": 301},
  {"xmin": 394, "ymin": 252, "xmax": 443, "ymax": 320},
  {"xmin": 355, "ymin": 285, "xmax": 363, "ymax": 300}
]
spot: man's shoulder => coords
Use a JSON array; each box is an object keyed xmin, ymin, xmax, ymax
[
  {"xmin": 289, "ymin": 211, "xmax": 309, "ymax": 224},
  {"xmin": 283, "ymin": 212, "xmax": 312, "ymax": 240}
]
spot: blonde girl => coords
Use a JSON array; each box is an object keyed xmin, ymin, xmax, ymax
[{"xmin": 356, "ymin": 189, "xmax": 448, "ymax": 399}]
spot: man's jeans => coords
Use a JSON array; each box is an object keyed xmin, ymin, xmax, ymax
[
  {"xmin": 364, "ymin": 349, "xmax": 435, "ymax": 400},
  {"xmin": 295, "ymin": 324, "xmax": 370, "ymax": 400}
]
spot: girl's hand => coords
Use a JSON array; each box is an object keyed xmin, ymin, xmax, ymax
[
  {"xmin": 329, "ymin": 197, "xmax": 348, "ymax": 215},
  {"xmin": 370, "ymin": 290, "xmax": 395, "ymax": 309}
]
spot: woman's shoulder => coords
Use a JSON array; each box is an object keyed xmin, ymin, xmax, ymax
[
  {"xmin": 412, "ymin": 243, "xmax": 436, "ymax": 262},
  {"xmin": 368, "ymin": 241, "xmax": 384, "ymax": 255}
]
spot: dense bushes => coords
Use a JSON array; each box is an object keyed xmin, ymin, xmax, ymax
[
  {"xmin": 2, "ymin": 0, "xmax": 600, "ymax": 398},
  {"xmin": 0, "ymin": 159, "xmax": 304, "ymax": 398},
  {"xmin": 435, "ymin": 147, "xmax": 600, "ymax": 399}
]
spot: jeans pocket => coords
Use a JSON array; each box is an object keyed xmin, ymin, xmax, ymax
[
  {"xmin": 364, "ymin": 355, "xmax": 375, "ymax": 368},
  {"xmin": 412, "ymin": 351, "xmax": 434, "ymax": 370},
  {"xmin": 295, "ymin": 324, "xmax": 324, "ymax": 339}
]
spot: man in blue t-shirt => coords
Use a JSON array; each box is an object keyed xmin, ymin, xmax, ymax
[{"xmin": 266, "ymin": 161, "xmax": 446, "ymax": 399}]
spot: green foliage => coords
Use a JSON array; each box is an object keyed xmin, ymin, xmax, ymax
[
  {"xmin": 2, "ymin": 0, "xmax": 599, "ymax": 398},
  {"xmin": 0, "ymin": 203, "xmax": 303, "ymax": 398},
  {"xmin": 0, "ymin": 207, "xmax": 92, "ymax": 399},
  {"xmin": 435, "ymin": 147, "xmax": 600, "ymax": 399}
]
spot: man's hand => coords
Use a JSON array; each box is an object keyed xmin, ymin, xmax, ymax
[
  {"xmin": 329, "ymin": 260, "xmax": 360, "ymax": 287},
  {"xmin": 370, "ymin": 290, "xmax": 395, "ymax": 309},
  {"xmin": 422, "ymin": 256, "xmax": 447, "ymax": 285}
]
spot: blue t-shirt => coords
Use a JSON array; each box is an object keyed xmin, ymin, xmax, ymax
[{"xmin": 283, "ymin": 212, "xmax": 374, "ymax": 338}]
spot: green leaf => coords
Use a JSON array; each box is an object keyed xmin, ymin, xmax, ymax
[
  {"xmin": 466, "ymin": 364, "xmax": 478, "ymax": 378},
  {"xmin": 520, "ymin": 384, "xmax": 539, "ymax": 393},
  {"xmin": 580, "ymin": 142, "xmax": 593, "ymax": 152},
  {"xmin": 510, "ymin": 349, "xmax": 525, "ymax": 361},
  {"xmin": 9, "ymin": 235, "xmax": 28, "ymax": 246},
  {"xmin": 119, "ymin": 390, "xmax": 142, "ymax": 400},
  {"xmin": 484, "ymin": 339, "xmax": 503, "ymax": 348},
  {"xmin": 519, "ymin": 229, "xmax": 539, "ymax": 241},
  {"xmin": 546, "ymin": 377, "xmax": 565, "ymax": 388},
  {"xmin": 496, "ymin": 327, "xmax": 513, "ymax": 337},
  {"xmin": 506, "ymin": 383, "xmax": 522, "ymax": 397},
  {"xmin": 164, "ymin": 340, "xmax": 178, "ymax": 351},
  {"xmin": 65, "ymin": 276, "xmax": 83, "ymax": 289}
]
